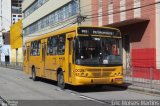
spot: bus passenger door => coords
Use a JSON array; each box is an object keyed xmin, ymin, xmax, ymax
[
  {"xmin": 66, "ymin": 32, "xmax": 75, "ymax": 83},
  {"xmin": 24, "ymin": 46, "xmax": 30, "ymax": 74},
  {"xmin": 41, "ymin": 43, "xmax": 46, "ymax": 77}
]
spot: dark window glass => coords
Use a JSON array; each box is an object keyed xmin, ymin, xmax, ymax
[
  {"xmin": 30, "ymin": 40, "xmax": 41, "ymax": 56},
  {"xmin": 47, "ymin": 34, "xmax": 66, "ymax": 55},
  {"xmin": 75, "ymin": 36, "xmax": 122, "ymax": 66},
  {"xmin": 47, "ymin": 36, "xmax": 58, "ymax": 55},
  {"xmin": 57, "ymin": 34, "xmax": 66, "ymax": 55}
]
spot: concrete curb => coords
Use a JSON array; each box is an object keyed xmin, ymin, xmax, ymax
[
  {"xmin": 127, "ymin": 86, "xmax": 160, "ymax": 95},
  {"xmin": 112, "ymin": 83, "xmax": 160, "ymax": 95}
]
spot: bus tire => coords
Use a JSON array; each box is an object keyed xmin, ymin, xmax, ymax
[
  {"xmin": 32, "ymin": 67, "xmax": 37, "ymax": 81},
  {"xmin": 57, "ymin": 71, "xmax": 66, "ymax": 89}
]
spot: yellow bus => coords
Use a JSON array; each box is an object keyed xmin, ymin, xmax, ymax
[{"xmin": 23, "ymin": 26, "xmax": 123, "ymax": 89}]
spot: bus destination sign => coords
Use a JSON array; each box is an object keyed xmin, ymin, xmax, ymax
[{"xmin": 78, "ymin": 27, "xmax": 120, "ymax": 37}]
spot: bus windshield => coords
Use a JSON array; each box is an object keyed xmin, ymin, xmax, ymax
[{"xmin": 75, "ymin": 36, "xmax": 122, "ymax": 66}]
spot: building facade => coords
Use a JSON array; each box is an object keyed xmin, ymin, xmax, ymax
[
  {"xmin": 91, "ymin": 0, "xmax": 160, "ymax": 69},
  {"xmin": 22, "ymin": 0, "xmax": 93, "ymax": 38},
  {"xmin": 0, "ymin": 0, "xmax": 12, "ymax": 62},
  {"xmin": 10, "ymin": 20, "xmax": 23, "ymax": 63},
  {"xmin": 1, "ymin": 32, "xmax": 11, "ymax": 63},
  {"xmin": 22, "ymin": 0, "xmax": 79, "ymax": 39},
  {"xmin": 12, "ymin": 0, "xmax": 23, "ymax": 24}
]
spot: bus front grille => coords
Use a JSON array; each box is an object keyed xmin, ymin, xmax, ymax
[{"xmin": 87, "ymin": 69, "xmax": 113, "ymax": 78}]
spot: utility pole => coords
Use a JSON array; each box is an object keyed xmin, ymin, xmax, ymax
[
  {"xmin": 76, "ymin": 0, "xmax": 87, "ymax": 25},
  {"xmin": 72, "ymin": 0, "xmax": 86, "ymax": 25},
  {"xmin": 77, "ymin": 15, "xmax": 87, "ymax": 25}
]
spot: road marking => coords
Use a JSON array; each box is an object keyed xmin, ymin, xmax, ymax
[
  {"xmin": 70, "ymin": 92, "xmax": 77, "ymax": 95},
  {"xmin": 56, "ymin": 89, "xmax": 112, "ymax": 105},
  {"xmin": 55, "ymin": 88, "xmax": 64, "ymax": 91},
  {"xmin": 79, "ymin": 95, "xmax": 108, "ymax": 104}
]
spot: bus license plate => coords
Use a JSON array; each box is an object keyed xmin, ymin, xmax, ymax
[{"xmin": 115, "ymin": 78, "xmax": 122, "ymax": 81}]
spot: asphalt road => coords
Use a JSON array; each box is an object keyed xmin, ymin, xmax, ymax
[{"xmin": 0, "ymin": 67, "xmax": 160, "ymax": 106}]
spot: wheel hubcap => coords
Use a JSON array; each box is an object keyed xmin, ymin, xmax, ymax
[
  {"xmin": 60, "ymin": 75, "xmax": 64, "ymax": 85},
  {"xmin": 32, "ymin": 71, "xmax": 35, "ymax": 79}
]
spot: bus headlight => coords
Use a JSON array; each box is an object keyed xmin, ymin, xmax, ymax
[
  {"xmin": 114, "ymin": 73, "xmax": 117, "ymax": 76},
  {"xmin": 81, "ymin": 73, "xmax": 85, "ymax": 77},
  {"xmin": 81, "ymin": 73, "xmax": 89, "ymax": 77}
]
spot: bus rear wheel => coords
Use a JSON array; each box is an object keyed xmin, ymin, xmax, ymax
[
  {"xmin": 57, "ymin": 71, "xmax": 66, "ymax": 89},
  {"xmin": 32, "ymin": 67, "xmax": 37, "ymax": 81}
]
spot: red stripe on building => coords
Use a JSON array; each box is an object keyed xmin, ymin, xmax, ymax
[
  {"xmin": 113, "ymin": 0, "xmax": 120, "ymax": 23},
  {"xmin": 141, "ymin": 0, "xmax": 156, "ymax": 49},
  {"xmin": 132, "ymin": 48, "xmax": 156, "ymax": 68},
  {"xmin": 92, "ymin": 0, "xmax": 99, "ymax": 26},
  {"xmin": 132, "ymin": 67, "xmax": 160, "ymax": 80},
  {"xmin": 102, "ymin": 0, "xmax": 108, "ymax": 26},
  {"xmin": 126, "ymin": 0, "xmax": 134, "ymax": 20},
  {"xmin": 131, "ymin": 0, "xmax": 156, "ymax": 69}
]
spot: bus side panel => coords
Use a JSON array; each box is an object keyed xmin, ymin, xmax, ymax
[
  {"xmin": 29, "ymin": 56, "xmax": 41, "ymax": 77},
  {"xmin": 23, "ymin": 43, "xmax": 30, "ymax": 74},
  {"xmin": 64, "ymin": 32, "xmax": 75, "ymax": 84},
  {"xmin": 45, "ymin": 55, "xmax": 57, "ymax": 80}
]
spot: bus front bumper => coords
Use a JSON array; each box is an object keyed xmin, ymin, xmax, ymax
[{"xmin": 73, "ymin": 76, "xmax": 123, "ymax": 85}]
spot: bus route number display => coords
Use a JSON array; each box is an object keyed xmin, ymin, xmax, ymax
[{"xmin": 78, "ymin": 27, "xmax": 120, "ymax": 37}]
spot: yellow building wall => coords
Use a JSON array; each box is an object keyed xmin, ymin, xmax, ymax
[
  {"xmin": 11, "ymin": 49, "xmax": 16, "ymax": 62},
  {"xmin": 10, "ymin": 20, "xmax": 22, "ymax": 49},
  {"xmin": 10, "ymin": 20, "xmax": 23, "ymax": 63},
  {"xmin": 11, "ymin": 48, "xmax": 23, "ymax": 63}
]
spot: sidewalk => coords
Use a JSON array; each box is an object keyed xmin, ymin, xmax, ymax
[
  {"xmin": 0, "ymin": 62, "xmax": 23, "ymax": 71},
  {"xmin": 113, "ymin": 77, "xmax": 160, "ymax": 95}
]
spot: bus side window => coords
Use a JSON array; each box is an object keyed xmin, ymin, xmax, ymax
[
  {"xmin": 30, "ymin": 42, "xmax": 33, "ymax": 56},
  {"xmin": 47, "ymin": 37, "xmax": 52, "ymax": 55},
  {"xmin": 57, "ymin": 34, "xmax": 66, "ymax": 55},
  {"xmin": 30, "ymin": 40, "xmax": 41, "ymax": 56},
  {"xmin": 37, "ymin": 40, "xmax": 41, "ymax": 55},
  {"xmin": 52, "ymin": 37, "xmax": 58, "ymax": 55},
  {"xmin": 47, "ymin": 36, "xmax": 58, "ymax": 55}
]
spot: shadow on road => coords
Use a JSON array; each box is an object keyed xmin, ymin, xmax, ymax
[
  {"xmin": 33, "ymin": 77, "xmax": 132, "ymax": 93},
  {"xmin": 67, "ymin": 84, "xmax": 130, "ymax": 93}
]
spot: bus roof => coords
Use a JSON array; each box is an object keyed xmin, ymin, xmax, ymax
[
  {"xmin": 25, "ymin": 25, "xmax": 78, "ymax": 43},
  {"xmin": 25, "ymin": 25, "xmax": 120, "ymax": 43}
]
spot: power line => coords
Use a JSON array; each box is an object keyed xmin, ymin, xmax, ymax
[
  {"xmin": 84, "ymin": 1, "xmax": 160, "ymax": 20},
  {"xmin": 79, "ymin": 0, "xmax": 150, "ymax": 16},
  {"xmin": 23, "ymin": 0, "xmax": 149, "ymax": 37},
  {"xmin": 22, "ymin": 1, "xmax": 160, "ymax": 39}
]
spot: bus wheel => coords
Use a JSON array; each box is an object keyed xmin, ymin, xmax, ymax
[
  {"xmin": 58, "ymin": 71, "xmax": 66, "ymax": 89},
  {"xmin": 32, "ymin": 67, "xmax": 37, "ymax": 81}
]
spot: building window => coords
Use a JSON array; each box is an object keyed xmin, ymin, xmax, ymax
[
  {"xmin": 18, "ymin": 15, "xmax": 22, "ymax": 17},
  {"xmin": 24, "ymin": 1, "xmax": 79, "ymax": 36},
  {"xmin": 30, "ymin": 40, "xmax": 41, "ymax": 56},
  {"xmin": 47, "ymin": 36, "xmax": 58, "ymax": 55},
  {"xmin": 24, "ymin": 0, "xmax": 49, "ymax": 18},
  {"xmin": 13, "ymin": 15, "xmax": 16, "ymax": 17},
  {"xmin": 57, "ymin": 34, "xmax": 66, "ymax": 55},
  {"xmin": 47, "ymin": 34, "xmax": 66, "ymax": 55}
]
